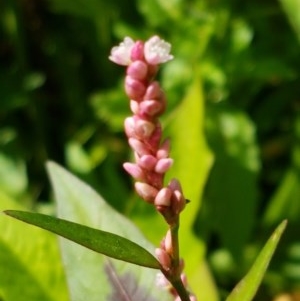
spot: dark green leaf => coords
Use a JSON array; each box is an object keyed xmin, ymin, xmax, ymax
[{"xmin": 4, "ymin": 210, "xmax": 160, "ymax": 269}]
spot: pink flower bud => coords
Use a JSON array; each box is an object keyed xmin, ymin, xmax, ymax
[
  {"xmin": 139, "ymin": 99, "xmax": 163, "ymax": 116},
  {"xmin": 128, "ymin": 138, "xmax": 149, "ymax": 156},
  {"xmin": 155, "ymin": 158, "xmax": 173, "ymax": 174},
  {"xmin": 135, "ymin": 182, "xmax": 158, "ymax": 203},
  {"xmin": 130, "ymin": 41, "xmax": 144, "ymax": 61},
  {"xmin": 130, "ymin": 100, "xmax": 139, "ymax": 114},
  {"xmin": 125, "ymin": 76, "xmax": 146, "ymax": 100},
  {"xmin": 138, "ymin": 155, "xmax": 157, "ymax": 170},
  {"xmin": 126, "ymin": 60, "xmax": 148, "ymax": 80},
  {"xmin": 164, "ymin": 229, "xmax": 173, "ymax": 254},
  {"xmin": 155, "ymin": 248, "xmax": 171, "ymax": 270},
  {"xmin": 168, "ymin": 178, "xmax": 182, "ymax": 193},
  {"xmin": 144, "ymin": 81, "xmax": 162, "ymax": 99},
  {"xmin": 135, "ymin": 119, "xmax": 156, "ymax": 139},
  {"xmin": 124, "ymin": 117, "xmax": 135, "ymax": 138},
  {"xmin": 123, "ymin": 162, "xmax": 145, "ymax": 180},
  {"xmin": 148, "ymin": 123, "xmax": 162, "ymax": 149},
  {"xmin": 157, "ymin": 138, "xmax": 171, "ymax": 159},
  {"xmin": 171, "ymin": 190, "xmax": 186, "ymax": 214},
  {"xmin": 180, "ymin": 272, "xmax": 188, "ymax": 286},
  {"xmin": 154, "ymin": 187, "xmax": 172, "ymax": 207}
]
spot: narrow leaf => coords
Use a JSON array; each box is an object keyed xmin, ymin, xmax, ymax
[
  {"xmin": 4, "ymin": 210, "xmax": 160, "ymax": 269},
  {"xmin": 226, "ymin": 220, "xmax": 287, "ymax": 301}
]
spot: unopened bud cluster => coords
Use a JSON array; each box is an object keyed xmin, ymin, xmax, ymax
[
  {"xmin": 109, "ymin": 36, "xmax": 186, "ymax": 224},
  {"xmin": 110, "ymin": 36, "xmax": 196, "ymax": 300}
]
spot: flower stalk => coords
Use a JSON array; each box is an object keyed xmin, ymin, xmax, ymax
[{"xmin": 109, "ymin": 36, "xmax": 196, "ymax": 301}]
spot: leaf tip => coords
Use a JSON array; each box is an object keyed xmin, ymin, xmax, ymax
[{"xmin": 276, "ymin": 219, "xmax": 288, "ymax": 236}]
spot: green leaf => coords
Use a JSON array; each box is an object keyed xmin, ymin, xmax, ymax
[
  {"xmin": 4, "ymin": 210, "xmax": 160, "ymax": 269},
  {"xmin": 47, "ymin": 162, "xmax": 172, "ymax": 301},
  {"xmin": 226, "ymin": 220, "xmax": 287, "ymax": 301},
  {"xmin": 0, "ymin": 191, "xmax": 68, "ymax": 301}
]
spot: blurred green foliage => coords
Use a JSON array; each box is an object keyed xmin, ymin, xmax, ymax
[{"xmin": 1, "ymin": 0, "xmax": 300, "ymax": 300}]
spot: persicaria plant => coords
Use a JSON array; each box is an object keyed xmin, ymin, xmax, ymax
[{"xmin": 3, "ymin": 35, "xmax": 286, "ymax": 301}]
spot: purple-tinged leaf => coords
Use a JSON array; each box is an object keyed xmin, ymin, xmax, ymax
[{"xmin": 105, "ymin": 260, "xmax": 159, "ymax": 301}]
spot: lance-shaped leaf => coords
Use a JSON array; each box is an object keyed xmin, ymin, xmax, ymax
[
  {"xmin": 226, "ymin": 220, "xmax": 287, "ymax": 301},
  {"xmin": 4, "ymin": 210, "xmax": 160, "ymax": 269}
]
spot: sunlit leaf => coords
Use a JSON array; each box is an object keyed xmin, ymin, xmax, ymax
[
  {"xmin": 0, "ymin": 191, "xmax": 68, "ymax": 301},
  {"xmin": 226, "ymin": 220, "xmax": 287, "ymax": 301}
]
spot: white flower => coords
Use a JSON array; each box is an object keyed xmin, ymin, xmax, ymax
[
  {"xmin": 144, "ymin": 36, "xmax": 174, "ymax": 65},
  {"xmin": 109, "ymin": 37, "xmax": 135, "ymax": 66}
]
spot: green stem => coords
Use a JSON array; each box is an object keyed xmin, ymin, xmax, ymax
[
  {"xmin": 166, "ymin": 217, "xmax": 191, "ymax": 301},
  {"xmin": 170, "ymin": 217, "xmax": 180, "ymax": 270},
  {"xmin": 170, "ymin": 278, "xmax": 191, "ymax": 301}
]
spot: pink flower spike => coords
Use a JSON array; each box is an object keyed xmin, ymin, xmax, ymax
[
  {"xmin": 155, "ymin": 158, "xmax": 173, "ymax": 174},
  {"xmin": 154, "ymin": 187, "xmax": 172, "ymax": 207},
  {"xmin": 125, "ymin": 76, "xmax": 146, "ymax": 100},
  {"xmin": 135, "ymin": 182, "xmax": 158, "ymax": 203},
  {"xmin": 126, "ymin": 60, "xmax": 148, "ymax": 80},
  {"xmin": 138, "ymin": 154, "xmax": 157, "ymax": 170},
  {"xmin": 144, "ymin": 36, "xmax": 174, "ymax": 65},
  {"xmin": 157, "ymin": 138, "xmax": 171, "ymax": 159},
  {"xmin": 123, "ymin": 162, "xmax": 145, "ymax": 180},
  {"xmin": 130, "ymin": 41, "xmax": 144, "ymax": 61},
  {"xmin": 109, "ymin": 37, "xmax": 135, "ymax": 66}
]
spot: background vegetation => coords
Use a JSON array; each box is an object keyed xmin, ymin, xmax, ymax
[{"xmin": 1, "ymin": 0, "xmax": 300, "ymax": 300}]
